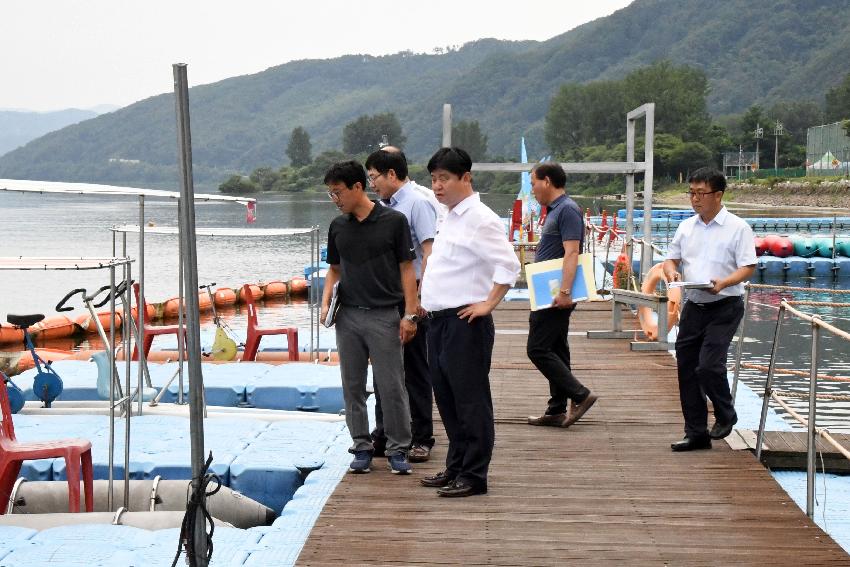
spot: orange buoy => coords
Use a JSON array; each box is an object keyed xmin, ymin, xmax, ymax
[
  {"xmin": 0, "ymin": 323, "xmax": 25, "ymax": 345},
  {"xmin": 74, "ymin": 311, "xmax": 123, "ymax": 333},
  {"xmin": 637, "ymin": 263, "xmax": 681, "ymax": 341},
  {"xmin": 262, "ymin": 280, "xmax": 288, "ymax": 298},
  {"xmin": 213, "ymin": 287, "xmax": 238, "ymax": 306},
  {"xmin": 27, "ymin": 315, "xmax": 79, "ymax": 341},
  {"xmin": 161, "ymin": 293, "xmax": 213, "ymax": 318},
  {"xmin": 289, "ymin": 277, "xmax": 308, "ymax": 296},
  {"xmin": 238, "ymin": 284, "xmax": 263, "ymax": 303},
  {"xmin": 14, "ymin": 348, "xmax": 75, "ymax": 372}
]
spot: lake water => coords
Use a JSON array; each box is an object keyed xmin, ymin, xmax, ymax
[{"xmin": 1, "ymin": 189, "xmax": 848, "ymax": 431}]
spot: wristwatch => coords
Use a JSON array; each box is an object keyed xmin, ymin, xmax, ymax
[
  {"xmin": 403, "ymin": 313, "xmax": 420, "ymax": 323},
  {"xmin": 559, "ymin": 289, "xmax": 571, "ymax": 296}
]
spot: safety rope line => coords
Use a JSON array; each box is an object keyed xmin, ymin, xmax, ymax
[
  {"xmin": 768, "ymin": 393, "xmax": 850, "ymax": 460},
  {"xmin": 772, "ymin": 389, "xmax": 850, "ymax": 402},
  {"xmin": 748, "ymin": 283, "xmax": 850, "ymax": 294},
  {"xmin": 786, "ymin": 300, "xmax": 850, "ymax": 308},
  {"xmin": 741, "ymin": 362, "xmax": 850, "ymax": 383}
]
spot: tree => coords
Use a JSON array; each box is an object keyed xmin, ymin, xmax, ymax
[
  {"xmin": 452, "ymin": 120, "xmax": 488, "ymax": 161},
  {"xmin": 219, "ymin": 175, "xmax": 257, "ymax": 194},
  {"xmin": 249, "ymin": 167, "xmax": 279, "ymax": 191},
  {"xmin": 286, "ymin": 126, "xmax": 312, "ymax": 167},
  {"xmin": 342, "ymin": 113, "xmax": 406, "ymax": 155},
  {"xmin": 825, "ymin": 73, "xmax": 850, "ymax": 122}
]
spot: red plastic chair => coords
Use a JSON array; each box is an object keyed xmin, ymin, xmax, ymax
[
  {"xmin": 132, "ymin": 283, "xmax": 186, "ymax": 360},
  {"xmin": 0, "ymin": 378, "xmax": 94, "ymax": 513},
  {"xmin": 241, "ymin": 284, "xmax": 299, "ymax": 361}
]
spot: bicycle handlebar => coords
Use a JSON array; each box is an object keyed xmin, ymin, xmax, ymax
[
  {"xmin": 56, "ymin": 280, "xmax": 133, "ymax": 311},
  {"xmin": 199, "ymin": 282, "xmax": 217, "ymax": 290}
]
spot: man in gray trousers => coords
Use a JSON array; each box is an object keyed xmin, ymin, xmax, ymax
[{"xmin": 321, "ymin": 160, "xmax": 418, "ymax": 475}]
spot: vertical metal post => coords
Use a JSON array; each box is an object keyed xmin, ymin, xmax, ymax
[
  {"xmin": 442, "ymin": 104, "xmax": 452, "ymax": 147},
  {"xmin": 731, "ymin": 285, "xmax": 752, "ymax": 402},
  {"xmin": 625, "ymin": 115, "xmax": 635, "ymax": 278},
  {"xmin": 757, "ymin": 303, "xmax": 785, "ymax": 461},
  {"xmin": 806, "ymin": 317, "xmax": 821, "ymax": 519},
  {"xmin": 137, "ymin": 196, "xmax": 147, "ymax": 413},
  {"xmin": 641, "ymin": 104, "xmax": 655, "ymax": 281},
  {"xmin": 173, "ymin": 62, "xmax": 208, "ymax": 566},
  {"xmin": 177, "ymin": 199, "xmax": 185, "ymax": 404},
  {"xmin": 107, "ymin": 264, "xmax": 116, "ymax": 512},
  {"xmin": 309, "ymin": 225, "xmax": 315, "ymax": 359}
]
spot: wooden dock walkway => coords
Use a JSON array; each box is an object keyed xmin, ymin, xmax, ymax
[{"xmin": 298, "ymin": 302, "xmax": 850, "ymax": 566}]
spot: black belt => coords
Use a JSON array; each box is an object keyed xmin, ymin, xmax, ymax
[
  {"xmin": 689, "ymin": 296, "xmax": 741, "ymax": 309},
  {"xmin": 428, "ymin": 305, "xmax": 468, "ymax": 319}
]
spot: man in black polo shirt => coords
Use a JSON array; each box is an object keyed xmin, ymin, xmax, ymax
[
  {"xmin": 525, "ymin": 162, "xmax": 598, "ymax": 428},
  {"xmin": 321, "ymin": 160, "xmax": 418, "ymax": 475}
]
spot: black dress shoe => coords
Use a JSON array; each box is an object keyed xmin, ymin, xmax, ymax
[
  {"xmin": 670, "ymin": 436, "xmax": 712, "ymax": 452},
  {"xmin": 420, "ymin": 470, "xmax": 454, "ymax": 488},
  {"xmin": 437, "ymin": 479, "xmax": 487, "ymax": 497},
  {"xmin": 709, "ymin": 417, "xmax": 738, "ymax": 440}
]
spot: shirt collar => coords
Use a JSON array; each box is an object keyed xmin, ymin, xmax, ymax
[
  {"xmin": 347, "ymin": 200, "xmax": 382, "ymax": 223},
  {"xmin": 547, "ymin": 193, "xmax": 567, "ymax": 213},
  {"xmin": 389, "ymin": 181, "xmax": 414, "ymax": 207},
  {"xmin": 450, "ymin": 192, "xmax": 480, "ymax": 217},
  {"xmin": 697, "ymin": 206, "xmax": 728, "ymax": 227}
]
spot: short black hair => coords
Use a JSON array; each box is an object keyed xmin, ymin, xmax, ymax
[
  {"xmin": 323, "ymin": 160, "xmax": 367, "ymax": 190},
  {"xmin": 427, "ymin": 147, "xmax": 473, "ymax": 177},
  {"xmin": 531, "ymin": 162, "xmax": 566, "ymax": 189},
  {"xmin": 688, "ymin": 167, "xmax": 726, "ymax": 192},
  {"xmin": 365, "ymin": 149, "xmax": 408, "ymax": 180}
]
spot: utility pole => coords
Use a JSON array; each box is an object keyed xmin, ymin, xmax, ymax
[
  {"xmin": 774, "ymin": 121, "xmax": 784, "ymax": 171},
  {"xmin": 754, "ymin": 123, "xmax": 763, "ymax": 172},
  {"xmin": 738, "ymin": 145, "xmax": 744, "ymax": 180}
]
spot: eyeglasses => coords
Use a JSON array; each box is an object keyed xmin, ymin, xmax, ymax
[
  {"xmin": 327, "ymin": 190, "xmax": 343, "ymax": 201},
  {"xmin": 685, "ymin": 190, "xmax": 720, "ymax": 200},
  {"xmin": 367, "ymin": 172, "xmax": 385, "ymax": 186}
]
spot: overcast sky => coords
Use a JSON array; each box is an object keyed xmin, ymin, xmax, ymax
[{"xmin": 2, "ymin": 0, "xmax": 632, "ymax": 112}]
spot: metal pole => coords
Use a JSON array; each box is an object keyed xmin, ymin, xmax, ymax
[
  {"xmin": 174, "ymin": 62, "xmax": 208, "ymax": 566},
  {"xmin": 442, "ymin": 104, "xmax": 452, "ymax": 147},
  {"xmin": 107, "ymin": 264, "xmax": 116, "ymax": 512},
  {"xmin": 806, "ymin": 317, "xmax": 820, "ymax": 519},
  {"xmin": 756, "ymin": 303, "xmax": 785, "ymax": 461},
  {"xmin": 309, "ymin": 225, "xmax": 315, "ymax": 359},
  {"xmin": 640, "ymin": 104, "xmax": 655, "ymax": 281},
  {"xmin": 177, "ymin": 199, "xmax": 185, "ymax": 404},
  {"xmin": 625, "ymin": 115, "xmax": 635, "ymax": 278},
  {"xmin": 137, "ymin": 196, "xmax": 147, "ymax": 412},
  {"xmin": 731, "ymin": 285, "xmax": 752, "ymax": 402}
]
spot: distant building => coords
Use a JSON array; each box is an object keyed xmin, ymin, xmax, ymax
[{"xmin": 806, "ymin": 122, "xmax": 850, "ymax": 176}]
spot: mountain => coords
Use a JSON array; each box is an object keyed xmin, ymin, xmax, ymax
[
  {"xmin": 0, "ymin": 108, "xmax": 99, "ymax": 156},
  {"xmin": 2, "ymin": 0, "xmax": 849, "ymax": 189}
]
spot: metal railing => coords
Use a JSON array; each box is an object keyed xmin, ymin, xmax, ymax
[{"xmin": 732, "ymin": 283, "xmax": 850, "ymax": 518}]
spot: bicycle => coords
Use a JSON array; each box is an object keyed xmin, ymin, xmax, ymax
[
  {"xmin": 3, "ymin": 313, "xmax": 64, "ymax": 409},
  {"xmin": 200, "ymin": 282, "xmax": 238, "ymax": 361}
]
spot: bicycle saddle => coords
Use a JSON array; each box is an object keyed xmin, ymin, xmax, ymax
[{"xmin": 7, "ymin": 313, "xmax": 45, "ymax": 328}]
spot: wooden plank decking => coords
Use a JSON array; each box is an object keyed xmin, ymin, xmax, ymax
[{"xmin": 298, "ymin": 301, "xmax": 850, "ymax": 566}]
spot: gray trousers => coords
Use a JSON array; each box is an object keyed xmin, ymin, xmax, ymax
[{"xmin": 335, "ymin": 305, "xmax": 411, "ymax": 455}]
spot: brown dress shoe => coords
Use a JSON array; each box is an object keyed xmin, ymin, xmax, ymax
[
  {"xmin": 527, "ymin": 413, "xmax": 569, "ymax": 427},
  {"xmin": 408, "ymin": 444, "xmax": 431, "ymax": 463},
  {"xmin": 565, "ymin": 393, "xmax": 598, "ymax": 427},
  {"xmin": 420, "ymin": 470, "xmax": 455, "ymax": 488}
]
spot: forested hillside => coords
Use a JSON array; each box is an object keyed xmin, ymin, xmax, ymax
[{"xmin": 1, "ymin": 0, "xmax": 848, "ymax": 189}]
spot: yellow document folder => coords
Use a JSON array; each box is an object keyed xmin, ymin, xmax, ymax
[{"xmin": 525, "ymin": 252, "xmax": 598, "ymax": 311}]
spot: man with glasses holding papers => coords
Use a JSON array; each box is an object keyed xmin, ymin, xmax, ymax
[{"xmin": 662, "ymin": 167, "xmax": 756, "ymax": 452}]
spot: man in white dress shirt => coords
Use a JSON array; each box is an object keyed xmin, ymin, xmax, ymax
[
  {"xmin": 662, "ymin": 167, "xmax": 756, "ymax": 452},
  {"xmin": 419, "ymin": 147, "xmax": 520, "ymax": 497}
]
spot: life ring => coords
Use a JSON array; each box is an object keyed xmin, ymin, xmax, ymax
[{"xmin": 637, "ymin": 264, "xmax": 681, "ymax": 341}]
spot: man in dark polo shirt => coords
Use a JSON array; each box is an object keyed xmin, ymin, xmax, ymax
[
  {"xmin": 321, "ymin": 160, "xmax": 418, "ymax": 476},
  {"xmin": 525, "ymin": 162, "xmax": 598, "ymax": 428}
]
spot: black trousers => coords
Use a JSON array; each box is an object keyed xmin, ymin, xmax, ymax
[
  {"xmin": 428, "ymin": 313, "xmax": 495, "ymax": 490},
  {"xmin": 372, "ymin": 318, "xmax": 434, "ymax": 449},
  {"xmin": 527, "ymin": 306, "xmax": 590, "ymax": 415},
  {"xmin": 675, "ymin": 297, "xmax": 743, "ymax": 438}
]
